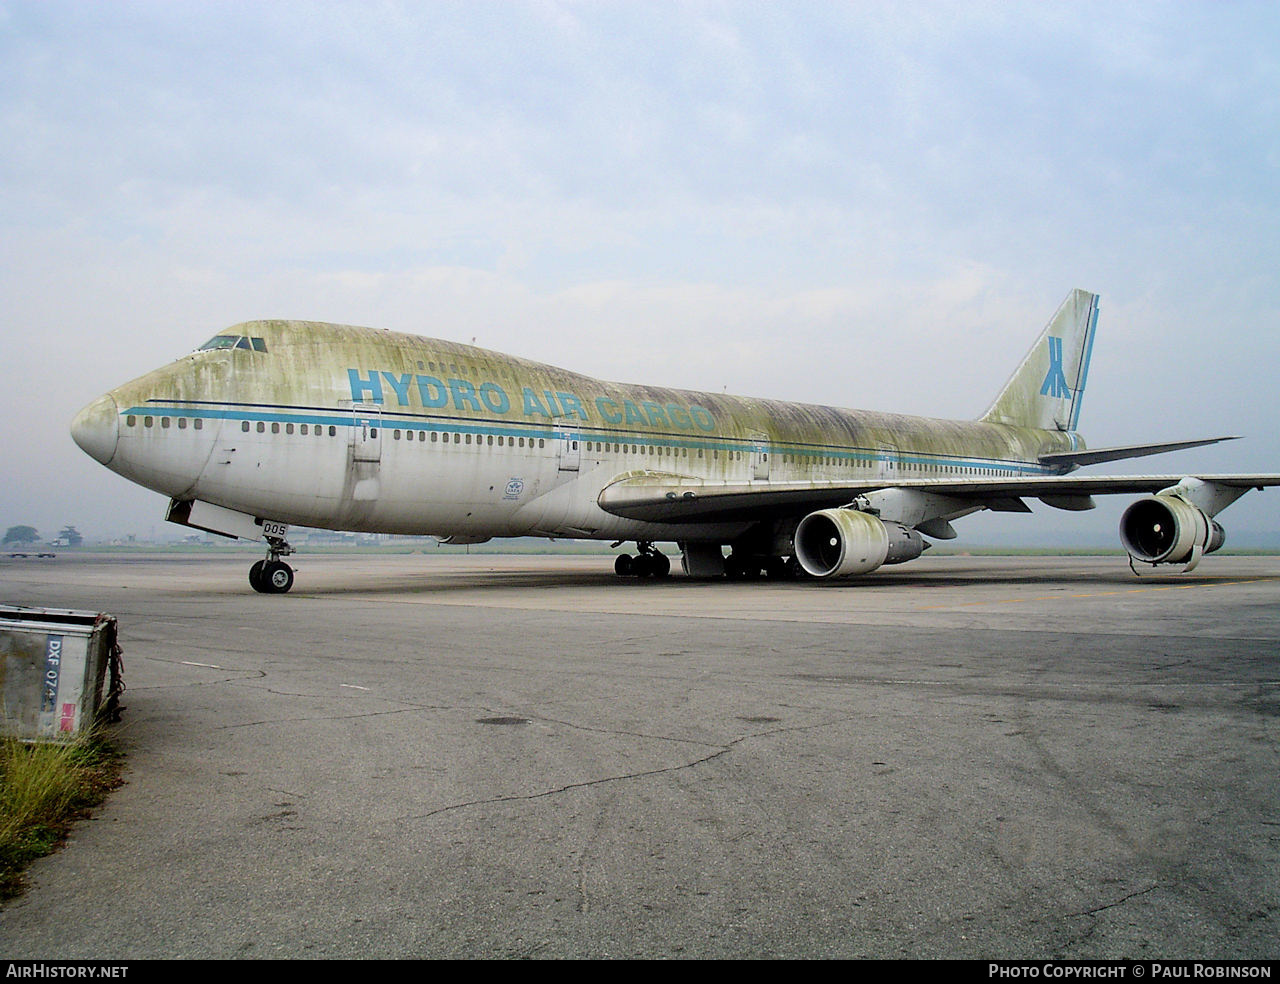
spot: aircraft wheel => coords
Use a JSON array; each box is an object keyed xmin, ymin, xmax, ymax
[
  {"xmin": 263, "ymin": 560, "xmax": 295, "ymax": 594},
  {"xmin": 614, "ymin": 554, "xmax": 633, "ymax": 576},
  {"xmin": 249, "ymin": 560, "xmax": 268, "ymax": 593},
  {"xmin": 632, "ymin": 554, "xmax": 653, "ymax": 578},
  {"xmin": 650, "ymin": 552, "xmax": 671, "ymax": 578}
]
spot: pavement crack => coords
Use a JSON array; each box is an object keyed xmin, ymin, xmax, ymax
[
  {"xmin": 214, "ymin": 705, "xmax": 438, "ymax": 730},
  {"xmin": 405, "ymin": 715, "xmax": 848, "ymax": 822},
  {"xmin": 1066, "ymin": 884, "xmax": 1158, "ymax": 918},
  {"xmin": 406, "ymin": 743, "xmax": 741, "ymax": 821}
]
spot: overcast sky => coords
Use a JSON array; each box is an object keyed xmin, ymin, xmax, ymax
[{"xmin": 3, "ymin": 0, "xmax": 1278, "ymax": 544}]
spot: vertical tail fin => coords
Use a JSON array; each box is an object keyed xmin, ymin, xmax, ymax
[{"xmin": 980, "ymin": 288, "xmax": 1099, "ymax": 431}]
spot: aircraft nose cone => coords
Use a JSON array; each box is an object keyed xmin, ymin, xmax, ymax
[{"xmin": 71, "ymin": 393, "xmax": 120, "ymax": 466}]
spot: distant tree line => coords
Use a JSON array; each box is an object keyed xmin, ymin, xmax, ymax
[
  {"xmin": 3, "ymin": 525, "xmax": 82, "ymax": 546},
  {"xmin": 3, "ymin": 526, "xmax": 38, "ymax": 545}
]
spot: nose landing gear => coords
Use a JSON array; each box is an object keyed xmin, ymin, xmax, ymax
[{"xmin": 249, "ymin": 534, "xmax": 296, "ymax": 593}]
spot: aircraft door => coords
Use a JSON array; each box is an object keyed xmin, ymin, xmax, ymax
[
  {"xmin": 879, "ymin": 443, "xmax": 899, "ymax": 480},
  {"xmin": 188, "ymin": 348, "xmax": 238, "ymax": 500},
  {"xmin": 348, "ymin": 404, "xmax": 382, "ymax": 502},
  {"xmin": 750, "ymin": 433, "xmax": 771, "ymax": 480},
  {"xmin": 351, "ymin": 404, "xmax": 382, "ymax": 463},
  {"xmin": 556, "ymin": 424, "xmax": 580, "ymax": 472}
]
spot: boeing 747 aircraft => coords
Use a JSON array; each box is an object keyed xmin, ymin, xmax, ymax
[{"xmin": 71, "ymin": 289, "xmax": 1279, "ymax": 592}]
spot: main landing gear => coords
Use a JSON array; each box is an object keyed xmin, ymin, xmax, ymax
[
  {"xmin": 612, "ymin": 541, "xmax": 671, "ymax": 579},
  {"xmin": 249, "ymin": 534, "xmax": 296, "ymax": 594}
]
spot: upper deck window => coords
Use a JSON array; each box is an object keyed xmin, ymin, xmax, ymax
[{"xmin": 199, "ymin": 335, "xmax": 268, "ymax": 352}]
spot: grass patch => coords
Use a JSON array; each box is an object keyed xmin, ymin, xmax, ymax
[{"xmin": 0, "ymin": 731, "xmax": 123, "ymax": 899}]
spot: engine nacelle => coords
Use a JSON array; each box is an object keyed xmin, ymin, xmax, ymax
[
  {"xmin": 1119, "ymin": 493, "xmax": 1225, "ymax": 566},
  {"xmin": 793, "ymin": 508, "xmax": 926, "ymax": 579}
]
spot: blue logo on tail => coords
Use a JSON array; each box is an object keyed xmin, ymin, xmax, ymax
[{"xmin": 1040, "ymin": 336, "xmax": 1071, "ymax": 398}]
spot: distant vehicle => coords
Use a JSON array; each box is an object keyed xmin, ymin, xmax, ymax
[{"xmin": 71, "ymin": 289, "xmax": 1279, "ymax": 592}]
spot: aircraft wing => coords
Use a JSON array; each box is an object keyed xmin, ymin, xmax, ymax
[{"xmin": 597, "ymin": 472, "xmax": 1280, "ymax": 524}]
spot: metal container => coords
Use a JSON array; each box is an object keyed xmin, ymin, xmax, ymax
[{"xmin": 0, "ymin": 606, "xmax": 124, "ymax": 741}]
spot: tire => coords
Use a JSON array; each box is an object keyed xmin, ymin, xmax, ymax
[
  {"xmin": 614, "ymin": 554, "xmax": 633, "ymax": 576},
  {"xmin": 263, "ymin": 561, "xmax": 294, "ymax": 594},
  {"xmin": 249, "ymin": 560, "xmax": 268, "ymax": 593}
]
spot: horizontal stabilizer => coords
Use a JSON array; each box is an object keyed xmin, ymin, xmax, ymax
[{"xmin": 1038, "ymin": 436, "xmax": 1240, "ymax": 468}]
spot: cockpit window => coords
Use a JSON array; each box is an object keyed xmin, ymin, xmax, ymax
[{"xmin": 199, "ymin": 335, "xmax": 268, "ymax": 353}]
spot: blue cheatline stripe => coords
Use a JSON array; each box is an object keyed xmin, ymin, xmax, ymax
[
  {"xmin": 124, "ymin": 401, "xmax": 1057, "ymax": 477},
  {"xmin": 1069, "ymin": 295, "xmax": 1099, "ymax": 432}
]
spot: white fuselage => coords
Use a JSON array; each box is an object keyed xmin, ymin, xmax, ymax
[{"xmin": 71, "ymin": 319, "xmax": 1070, "ymax": 546}]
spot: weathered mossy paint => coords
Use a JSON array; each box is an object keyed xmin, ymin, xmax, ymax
[
  {"xmin": 212, "ymin": 319, "xmax": 1080, "ymax": 479},
  {"xmin": 981, "ymin": 289, "xmax": 1099, "ymax": 433}
]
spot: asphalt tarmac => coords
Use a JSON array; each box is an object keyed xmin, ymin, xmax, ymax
[{"xmin": 0, "ymin": 550, "xmax": 1277, "ymax": 959}]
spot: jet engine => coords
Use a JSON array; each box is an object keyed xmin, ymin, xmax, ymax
[
  {"xmin": 793, "ymin": 508, "xmax": 926, "ymax": 578},
  {"xmin": 1119, "ymin": 493, "xmax": 1225, "ymax": 566}
]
